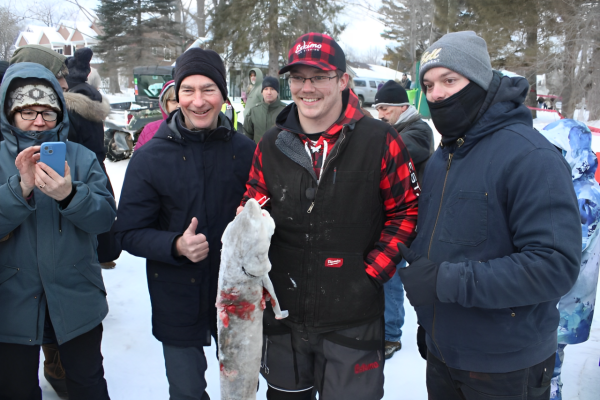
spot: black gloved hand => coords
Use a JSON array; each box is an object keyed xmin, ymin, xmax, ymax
[
  {"xmin": 397, "ymin": 243, "xmax": 440, "ymax": 307},
  {"xmin": 416, "ymin": 324, "xmax": 428, "ymax": 360}
]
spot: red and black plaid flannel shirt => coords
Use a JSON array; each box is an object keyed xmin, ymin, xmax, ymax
[{"xmin": 242, "ymin": 90, "xmax": 419, "ymax": 282}]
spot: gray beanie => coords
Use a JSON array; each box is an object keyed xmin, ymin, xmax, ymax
[{"xmin": 419, "ymin": 31, "xmax": 493, "ymax": 91}]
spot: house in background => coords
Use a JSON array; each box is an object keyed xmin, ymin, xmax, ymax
[{"xmin": 15, "ymin": 21, "xmax": 102, "ymax": 56}]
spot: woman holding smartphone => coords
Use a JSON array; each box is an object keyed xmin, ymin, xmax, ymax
[{"xmin": 0, "ymin": 62, "xmax": 116, "ymax": 400}]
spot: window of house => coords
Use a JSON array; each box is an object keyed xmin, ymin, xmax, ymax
[
  {"xmin": 164, "ymin": 48, "xmax": 172, "ymax": 61},
  {"xmin": 54, "ymin": 48, "xmax": 63, "ymax": 55},
  {"xmin": 369, "ymin": 81, "xmax": 377, "ymax": 88},
  {"xmin": 355, "ymin": 80, "xmax": 366, "ymax": 87}
]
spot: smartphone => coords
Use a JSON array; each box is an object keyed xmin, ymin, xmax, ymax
[{"xmin": 40, "ymin": 142, "xmax": 66, "ymax": 177}]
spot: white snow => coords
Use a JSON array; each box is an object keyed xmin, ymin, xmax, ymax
[{"xmin": 37, "ymin": 137, "xmax": 600, "ymax": 399}]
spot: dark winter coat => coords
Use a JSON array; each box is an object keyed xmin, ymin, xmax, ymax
[
  {"xmin": 244, "ymin": 96, "xmax": 286, "ymax": 144},
  {"xmin": 393, "ymin": 115, "xmax": 434, "ymax": 182},
  {"xmin": 114, "ymin": 110, "xmax": 256, "ymax": 347},
  {"xmin": 410, "ymin": 72, "xmax": 582, "ymax": 373},
  {"xmin": 0, "ymin": 63, "xmax": 116, "ymax": 346},
  {"xmin": 65, "ymin": 83, "xmax": 110, "ymax": 164}
]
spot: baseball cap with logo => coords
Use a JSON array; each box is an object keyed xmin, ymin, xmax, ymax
[{"xmin": 279, "ymin": 33, "xmax": 346, "ymax": 75}]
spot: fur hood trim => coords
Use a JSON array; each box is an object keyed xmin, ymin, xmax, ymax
[{"xmin": 64, "ymin": 92, "xmax": 111, "ymax": 123}]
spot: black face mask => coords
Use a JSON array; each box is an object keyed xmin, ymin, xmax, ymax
[{"xmin": 427, "ymin": 82, "xmax": 487, "ymax": 145}]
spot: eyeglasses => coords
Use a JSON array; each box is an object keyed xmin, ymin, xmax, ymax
[
  {"xmin": 288, "ymin": 75, "xmax": 338, "ymax": 88},
  {"xmin": 18, "ymin": 109, "xmax": 58, "ymax": 122}
]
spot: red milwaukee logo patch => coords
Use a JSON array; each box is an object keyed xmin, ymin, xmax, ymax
[
  {"xmin": 325, "ymin": 258, "xmax": 343, "ymax": 267},
  {"xmin": 354, "ymin": 362, "xmax": 380, "ymax": 374}
]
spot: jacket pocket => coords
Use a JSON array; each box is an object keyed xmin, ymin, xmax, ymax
[
  {"xmin": 268, "ymin": 244, "xmax": 304, "ymax": 323},
  {"xmin": 147, "ymin": 264, "xmax": 207, "ymax": 327},
  {"xmin": 74, "ymin": 260, "xmax": 107, "ymax": 295},
  {"xmin": 59, "ymin": 258, "xmax": 108, "ymax": 334},
  {"xmin": 439, "ymin": 191, "xmax": 488, "ymax": 246},
  {"xmin": 316, "ymin": 252, "xmax": 381, "ymax": 326}
]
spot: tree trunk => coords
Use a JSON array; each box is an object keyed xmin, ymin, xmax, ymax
[
  {"xmin": 430, "ymin": 0, "xmax": 448, "ymax": 43},
  {"xmin": 109, "ymin": 65, "xmax": 121, "ymax": 94},
  {"xmin": 196, "ymin": 0, "xmax": 205, "ymax": 37},
  {"xmin": 267, "ymin": 0, "xmax": 280, "ymax": 77},
  {"xmin": 409, "ymin": 0, "xmax": 417, "ymax": 78},
  {"xmin": 588, "ymin": 42, "xmax": 600, "ymax": 120}
]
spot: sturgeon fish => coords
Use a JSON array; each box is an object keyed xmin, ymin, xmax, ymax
[{"xmin": 217, "ymin": 199, "xmax": 288, "ymax": 400}]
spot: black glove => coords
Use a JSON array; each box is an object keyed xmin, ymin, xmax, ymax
[
  {"xmin": 416, "ymin": 324, "xmax": 428, "ymax": 360},
  {"xmin": 397, "ymin": 243, "xmax": 439, "ymax": 307}
]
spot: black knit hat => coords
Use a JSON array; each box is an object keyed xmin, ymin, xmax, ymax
[
  {"xmin": 66, "ymin": 48, "xmax": 92, "ymax": 85},
  {"xmin": 174, "ymin": 48, "xmax": 227, "ymax": 101},
  {"xmin": 373, "ymin": 80, "xmax": 409, "ymax": 106},
  {"xmin": 262, "ymin": 76, "xmax": 279, "ymax": 93}
]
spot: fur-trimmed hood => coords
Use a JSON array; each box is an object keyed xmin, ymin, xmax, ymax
[{"xmin": 64, "ymin": 92, "xmax": 111, "ymax": 123}]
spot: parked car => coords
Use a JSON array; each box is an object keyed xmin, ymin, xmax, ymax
[{"xmin": 353, "ymin": 78, "xmax": 386, "ymax": 106}]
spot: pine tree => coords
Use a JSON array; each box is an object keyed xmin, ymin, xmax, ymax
[
  {"xmin": 209, "ymin": 0, "xmax": 345, "ymax": 77},
  {"xmin": 95, "ymin": 0, "xmax": 186, "ymax": 93},
  {"xmin": 379, "ymin": 0, "xmax": 434, "ymax": 77}
]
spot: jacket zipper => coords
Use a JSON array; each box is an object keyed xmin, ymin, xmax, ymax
[
  {"xmin": 303, "ymin": 126, "xmax": 348, "ymax": 327},
  {"xmin": 307, "ymin": 127, "xmax": 347, "ymax": 214},
  {"xmin": 426, "ymin": 152, "xmax": 454, "ymax": 364}
]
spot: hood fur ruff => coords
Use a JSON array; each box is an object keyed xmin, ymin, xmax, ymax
[{"xmin": 63, "ymin": 92, "xmax": 111, "ymax": 123}]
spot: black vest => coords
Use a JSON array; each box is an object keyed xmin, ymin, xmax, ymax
[{"xmin": 262, "ymin": 118, "xmax": 388, "ymax": 332}]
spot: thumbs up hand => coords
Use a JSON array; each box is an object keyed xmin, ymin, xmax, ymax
[{"xmin": 175, "ymin": 217, "xmax": 209, "ymax": 262}]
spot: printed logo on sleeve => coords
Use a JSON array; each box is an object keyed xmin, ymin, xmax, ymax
[{"xmin": 325, "ymin": 258, "xmax": 343, "ymax": 267}]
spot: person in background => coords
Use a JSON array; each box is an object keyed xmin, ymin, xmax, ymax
[
  {"xmin": 134, "ymin": 80, "xmax": 177, "ymax": 150},
  {"xmin": 400, "ymin": 73, "xmax": 411, "ymax": 90},
  {"xmin": 373, "ymin": 79, "xmax": 434, "ymax": 359},
  {"xmin": 243, "ymin": 67, "xmax": 264, "ymax": 119},
  {"xmin": 0, "ymin": 62, "xmax": 115, "ymax": 400},
  {"xmin": 244, "ymin": 76, "xmax": 286, "ymax": 143},
  {"xmin": 113, "ymin": 48, "xmax": 255, "ymax": 400},
  {"xmin": 242, "ymin": 70, "xmax": 256, "ymax": 104},
  {"xmin": 87, "ymin": 67, "xmax": 102, "ymax": 91},
  {"xmin": 398, "ymin": 31, "xmax": 581, "ymax": 399},
  {"xmin": 65, "ymin": 48, "xmax": 120, "ymax": 270},
  {"xmin": 540, "ymin": 119, "xmax": 600, "ymax": 400},
  {"xmin": 10, "ymin": 45, "xmax": 69, "ymax": 93},
  {"xmin": 221, "ymin": 97, "xmax": 242, "ymax": 134}
]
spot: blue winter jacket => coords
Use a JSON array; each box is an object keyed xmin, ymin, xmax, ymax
[
  {"xmin": 0, "ymin": 63, "xmax": 117, "ymax": 345},
  {"xmin": 410, "ymin": 72, "xmax": 582, "ymax": 373},
  {"xmin": 114, "ymin": 110, "xmax": 255, "ymax": 347}
]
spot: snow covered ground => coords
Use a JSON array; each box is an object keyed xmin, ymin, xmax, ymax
[{"xmin": 38, "ymin": 113, "xmax": 600, "ymax": 399}]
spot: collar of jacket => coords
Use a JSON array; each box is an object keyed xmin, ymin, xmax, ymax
[
  {"xmin": 275, "ymin": 123, "xmax": 355, "ymax": 184},
  {"xmin": 394, "ymin": 113, "xmax": 422, "ymax": 133},
  {"xmin": 438, "ymin": 71, "xmax": 530, "ymax": 158},
  {"xmin": 275, "ymin": 88, "xmax": 364, "ymax": 138},
  {"xmin": 259, "ymin": 96, "xmax": 286, "ymax": 110},
  {"xmin": 162, "ymin": 109, "xmax": 235, "ymax": 144},
  {"xmin": 64, "ymin": 92, "xmax": 111, "ymax": 123}
]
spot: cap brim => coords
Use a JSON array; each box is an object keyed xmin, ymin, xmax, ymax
[{"xmin": 279, "ymin": 60, "xmax": 338, "ymax": 75}]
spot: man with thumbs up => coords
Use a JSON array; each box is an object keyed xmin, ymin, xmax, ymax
[{"xmin": 114, "ymin": 48, "xmax": 255, "ymax": 400}]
